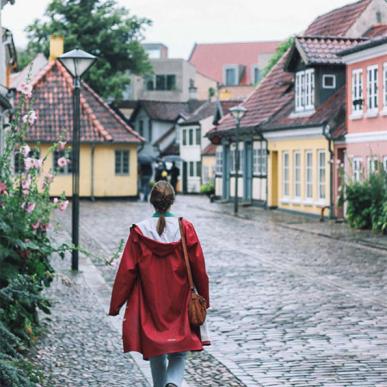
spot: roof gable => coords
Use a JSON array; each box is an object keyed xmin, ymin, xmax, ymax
[
  {"xmin": 16, "ymin": 60, "xmax": 142, "ymax": 144},
  {"xmin": 189, "ymin": 41, "xmax": 281, "ymax": 84},
  {"xmin": 305, "ymin": 0, "xmax": 373, "ymax": 37}
]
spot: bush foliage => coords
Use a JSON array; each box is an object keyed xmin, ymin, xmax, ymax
[{"xmin": 0, "ymin": 81, "xmax": 72, "ymax": 386}]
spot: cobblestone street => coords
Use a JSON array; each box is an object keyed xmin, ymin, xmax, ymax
[{"xmin": 38, "ymin": 195, "xmax": 387, "ymax": 386}]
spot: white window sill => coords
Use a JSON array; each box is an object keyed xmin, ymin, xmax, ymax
[
  {"xmin": 303, "ymin": 199, "xmax": 314, "ymax": 206},
  {"xmin": 280, "ymin": 197, "xmax": 291, "ymax": 204},
  {"xmin": 365, "ymin": 110, "xmax": 379, "ymax": 118},
  {"xmin": 382, "ymin": 108, "xmax": 387, "ymax": 116},
  {"xmin": 291, "ymin": 198, "xmax": 302, "ymax": 205},
  {"xmin": 349, "ymin": 112, "xmax": 364, "ymax": 120}
]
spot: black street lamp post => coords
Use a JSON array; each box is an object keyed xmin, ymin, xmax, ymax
[
  {"xmin": 58, "ymin": 49, "xmax": 96, "ymax": 271},
  {"xmin": 230, "ymin": 106, "xmax": 247, "ymax": 216}
]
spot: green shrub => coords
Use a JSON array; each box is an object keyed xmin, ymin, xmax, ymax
[
  {"xmin": 200, "ymin": 181, "xmax": 215, "ymax": 196},
  {"xmin": 345, "ymin": 168, "xmax": 387, "ymax": 231}
]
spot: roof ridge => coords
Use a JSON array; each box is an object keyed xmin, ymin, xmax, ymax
[
  {"xmin": 56, "ymin": 62, "xmax": 112, "ymax": 141},
  {"xmin": 81, "ymin": 82, "xmax": 144, "ymax": 142},
  {"xmin": 298, "ymin": 35, "xmax": 368, "ymax": 41},
  {"xmin": 30, "ymin": 60, "xmax": 56, "ymax": 88}
]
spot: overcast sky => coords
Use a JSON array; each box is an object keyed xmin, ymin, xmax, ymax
[{"xmin": 3, "ymin": 0, "xmax": 353, "ymax": 58}]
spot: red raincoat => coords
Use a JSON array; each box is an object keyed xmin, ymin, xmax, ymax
[{"xmin": 109, "ymin": 218, "xmax": 210, "ymax": 360}]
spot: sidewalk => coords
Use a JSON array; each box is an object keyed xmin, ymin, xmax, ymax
[
  {"xmin": 32, "ymin": 227, "xmax": 149, "ymax": 387},
  {"xmin": 202, "ymin": 199, "xmax": 387, "ymax": 253}
]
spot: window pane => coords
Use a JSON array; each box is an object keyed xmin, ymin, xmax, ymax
[
  {"xmin": 115, "ymin": 151, "xmax": 121, "ymax": 174},
  {"xmin": 182, "ymin": 129, "xmax": 187, "ymax": 145},
  {"xmin": 196, "ymin": 128, "xmax": 201, "ymax": 145},
  {"xmin": 196, "ymin": 161, "xmax": 202, "ymax": 177},
  {"xmin": 123, "ymin": 151, "xmax": 129, "ymax": 174},
  {"xmin": 189, "ymin": 129, "xmax": 193, "ymax": 145},
  {"xmin": 189, "ymin": 161, "xmax": 194, "ymax": 177},
  {"xmin": 226, "ymin": 68, "xmax": 236, "ymax": 86},
  {"xmin": 166, "ymin": 75, "xmax": 176, "ymax": 90},
  {"xmin": 156, "ymin": 75, "xmax": 166, "ymax": 90}
]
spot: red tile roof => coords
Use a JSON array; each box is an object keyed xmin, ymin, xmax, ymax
[
  {"xmin": 305, "ymin": 0, "xmax": 373, "ymax": 37},
  {"xmin": 364, "ymin": 24, "xmax": 387, "ymax": 38},
  {"xmin": 212, "ymin": 0, "xmax": 370, "ymax": 138},
  {"xmin": 262, "ymin": 86, "xmax": 346, "ymax": 131},
  {"xmin": 293, "ymin": 36, "xmax": 367, "ymax": 66},
  {"xmin": 211, "ymin": 53, "xmax": 293, "ymax": 134},
  {"xmin": 189, "ymin": 41, "xmax": 280, "ymax": 85},
  {"xmin": 15, "ymin": 60, "xmax": 142, "ymax": 144}
]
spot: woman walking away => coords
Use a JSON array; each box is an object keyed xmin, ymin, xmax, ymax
[{"xmin": 109, "ymin": 181, "xmax": 210, "ymax": 387}]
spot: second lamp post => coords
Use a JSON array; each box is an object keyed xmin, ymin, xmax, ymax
[
  {"xmin": 230, "ymin": 105, "xmax": 247, "ymax": 216},
  {"xmin": 58, "ymin": 49, "xmax": 96, "ymax": 271}
]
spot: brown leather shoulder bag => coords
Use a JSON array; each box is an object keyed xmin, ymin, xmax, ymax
[{"xmin": 178, "ymin": 218, "xmax": 207, "ymax": 327}]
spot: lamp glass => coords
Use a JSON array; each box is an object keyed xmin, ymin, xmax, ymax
[
  {"xmin": 230, "ymin": 105, "xmax": 247, "ymax": 122},
  {"xmin": 58, "ymin": 49, "xmax": 96, "ymax": 78}
]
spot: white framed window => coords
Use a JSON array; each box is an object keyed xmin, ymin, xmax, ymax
[
  {"xmin": 353, "ymin": 157, "xmax": 362, "ymax": 182},
  {"xmin": 282, "ymin": 152, "xmax": 290, "ymax": 197},
  {"xmin": 252, "ymin": 65, "xmax": 260, "ymax": 84},
  {"xmin": 322, "ymin": 74, "xmax": 336, "ymax": 89},
  {"xmin": 224, "ymin": 65, "xmax": 239, "ymax": 86},
  {"xmin": 294, "ymin": 151, "xmax": 301, "ymax": 199},
  {"xmin": 383, "ymin": 156, "xmax": 387, "ymax": 172},
  {"xmin": 367, "ymin": 65, "xmax": 378, "ymax": 112},
  {"xmin": 305, "ymin": 151, "xmax": 313, "ymax": 200},
  {"xmin": 317, "ymin": 151, "xmax": 326, "ymax": 201},
  {"xmin": 295, "ymin": 69, "xmax": 315, "ymax": 112},
  {"xmin": 115, "ymin": 150, "xmax": 130, "ymax": 175},
  {"xmin": 216, "ymin": 149, "xmax": 223, "ymax": 175},
  {"xmin": 230, "ymin": 146, "xmax": 243, "ymax": 174},
  {"xmin": 368, "ymin": 157, "xmax": 379, "ymax": 174},
  {"xmin": 352, "ymin": 69, "xmax": 363, "ymax": 113},
  {"xmin": 383, "ymin": 63, "xmax": 387, "ymax": 109},
  {"xmin": 54, "ymin": 150, "xmax": 72, "ymax": 175},
  {"xmin": 253, "ymin": 145, "xmax": 267, "ymax": 176},
  {"xmin": 182, "ymin": 129, "xmax": 187, "ymax": 145}
]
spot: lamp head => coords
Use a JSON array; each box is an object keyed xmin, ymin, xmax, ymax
[
  {"xmin": 230, "ymin": 105, "xmax": 247, "ymax": 123},
  {"xmin": 58, "ymin": 49, "xmax": 96, "ymax": 78}
]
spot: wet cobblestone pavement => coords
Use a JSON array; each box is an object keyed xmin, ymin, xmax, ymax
[{"xmin": 40, "ymin": 195, "xmax": 387, "ymax": 386}]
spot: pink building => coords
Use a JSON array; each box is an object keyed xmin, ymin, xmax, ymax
[{"xmin": 333, "ymin": 34, "xmax": 387, "ymax": 217}]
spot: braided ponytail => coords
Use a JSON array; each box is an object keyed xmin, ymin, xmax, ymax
[{"xmin": 150, "ymin": 181, "xmax": 175, "ymax": 235}]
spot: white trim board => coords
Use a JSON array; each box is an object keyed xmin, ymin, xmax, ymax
[
  {"xmin": 264, "ymin": 127, "xmax": 324, "ymax": 140},
  {"xmin": 345, "ymin": 131, "xmax": 387, "ymax": 144},
  {"xmin": 341, "ymin": 43, "xmax": 387, "ymax": 65}
]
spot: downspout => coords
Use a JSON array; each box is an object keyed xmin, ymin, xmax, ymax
[
  {"xmin": 90, "ymin": 143, "xmax": 95, "ymax": 201},
  {"xmin": 323, "ymin": 124, "xmax": 334, "ymax": 219}
]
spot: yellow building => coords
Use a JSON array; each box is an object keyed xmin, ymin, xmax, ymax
[{"xmin": 12, "ymin": 51, "xmax": 143, "ymax": 198}]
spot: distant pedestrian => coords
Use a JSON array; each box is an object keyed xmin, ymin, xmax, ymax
[
  {"xmin": 140, "ymin": 162, "xmax": 153, "ymax": 202},
  {"xmin": 169, "ymin": 161, "xmax": 180, "ymax": 193},
  {"xmin": 109, "ymin": 181, "xmax": 210, "ymax": 387},
  {"xmin": 155, "ymin": 160, "xmax": 168, "ymax": 182}
]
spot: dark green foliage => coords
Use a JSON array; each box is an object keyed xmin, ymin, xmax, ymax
[
  {"xmin": 23, "ymin": 0, "xmax": 152, "ymax": 100},
  {"xmin": 345, "ymin": 168, "xmax": 387, "ymax": 231}
]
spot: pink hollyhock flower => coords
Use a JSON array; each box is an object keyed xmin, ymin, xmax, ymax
[
  {"xmin": 17, "ymin": 82, "xmax": 33, "ymax": 98},
  {"xmin": 59, "ymin": 200, "xmax": 69, "ymax": 212},
  {"xmin": 57, "ymin": 157, "xmax": 68, "ymax": 168},
  {"xmin": 40, "ymin": 223, "xmax": 50, "ymax": 231},
  {"xmin": 24, "ymin": 157, "xmax": 34, "ymax": 170},
  {"xmin": 22, "ymin": 110, "xmax": 37, "ymax": 126},
  {"xmin": 0, "ymin": 181, "xmax": 7, "ymax": 194},
  {"xmin": 33, "ymin": 158, "xmax": 43, "ymax": 169},
  {"xmin": 21, "ymin": 144, "xmax": 31, "ymax": 157},
  {"xmin": 31, "ymin": 221, "xmax": 40, "ymax": 230},
  {"xmin": 58, "ymin": 141, "xmax": 67, "ymax": 151},
  {"xmin": 44, "ymin": 173, "xmax": 54, "ymax": 184},
  {"xmin": 21, "ymin": 177, "xmax": 31, "ymax": 195},
  {"xmin": 21, "ymin": 202, "xmax": 36, "ymax": 213},
  {"xmin": 53, "ymin": 197, "xmax": 59, "ymax": 204}
]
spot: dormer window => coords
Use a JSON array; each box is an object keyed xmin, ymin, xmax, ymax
[{"xmin": 295, "ymin": 69, "xmax": 315, "ymax": 112}]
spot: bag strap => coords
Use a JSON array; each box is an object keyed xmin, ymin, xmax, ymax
[{"xmin": 178, "ymin": 217, "xmax": 195, "ymax": 291}]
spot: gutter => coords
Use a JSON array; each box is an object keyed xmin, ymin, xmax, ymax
[{"xmin": 323, "ymin": 123, "xmax": 334, "ymax": 219}]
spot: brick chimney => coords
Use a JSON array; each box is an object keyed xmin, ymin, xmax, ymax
[{"xmin": 49, "ymin": 35, "xmax": 64, "ymax": 62}]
